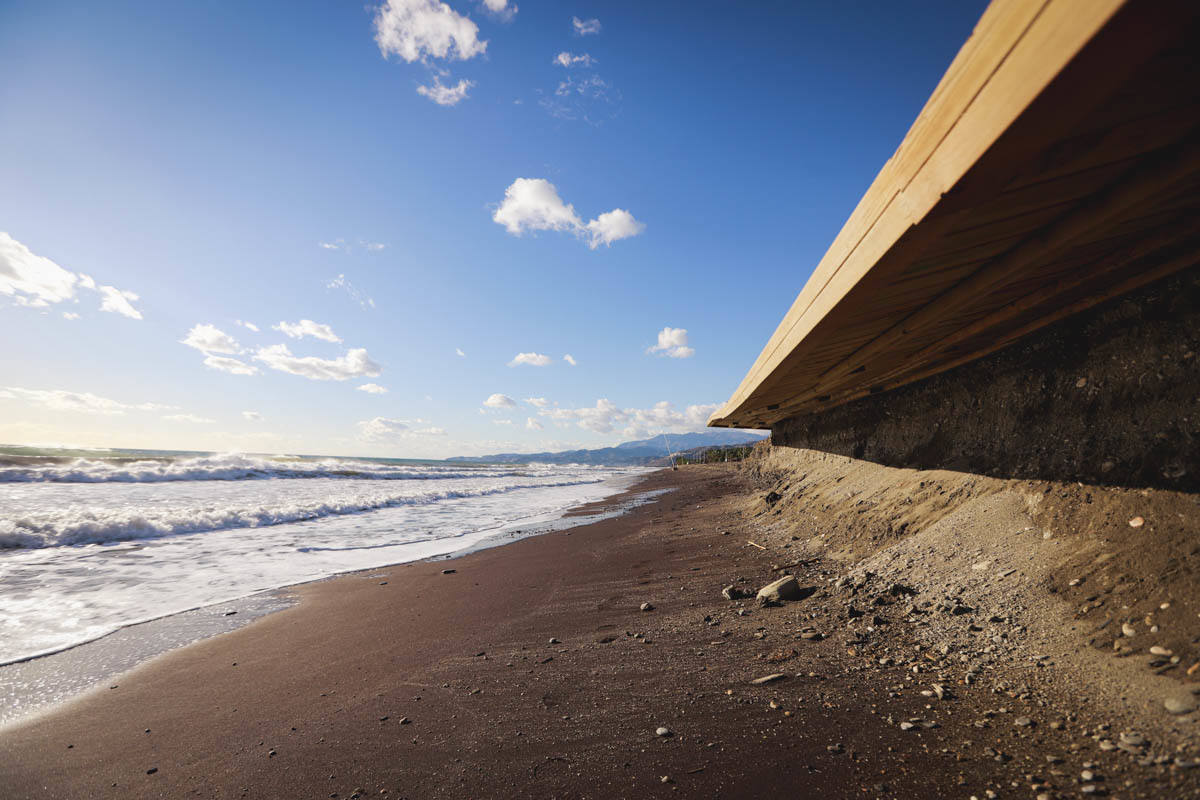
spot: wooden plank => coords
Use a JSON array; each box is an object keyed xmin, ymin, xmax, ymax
[{"xmin": 711, "ymin": 0, "xmax": 1131, "ymax": 425}]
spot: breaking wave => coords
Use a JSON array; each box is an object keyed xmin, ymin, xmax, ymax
[
  {"xmin": 0, "ymin": 478, "xmax": 603, "ymax": 549},
  {"xmin": 0, "ymin": 452, "xmax": 535, "ymax": 484}
]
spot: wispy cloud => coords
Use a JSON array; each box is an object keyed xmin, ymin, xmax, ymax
[
  {"xmin": 538, "ymin": 399, "xmax": 717, "ymax": 439},
  {"xmin": 236, "ymin": 320, "xmax": 260, "ymax": 332},
  {"xmin": 1, "ymin": 232, "xmax": 144, "ymax": 319},
  {"xmin": 493, "ymin": 178, "xmax": 644, "ymax": 249},
  {"xmin": 524, "ymin": 396, "xmax": 548, "ymax": 408},
  {"xmin": 163, "ymin": 413, "xmax": 215, "ymax": 424},
  {"xmin": 455, "ymin": 347, "xmax": 466, "ymax": 357},
  {"xmin": 563, "ymin": 354, "xmax": 577, "ymax": 366},
  {"xmin": 203, "ymin": 355, "xmax": 259, "ymax": 376},
  {"xmin": 358, "ymin": 416, "xmax": 447, "ymax": 442},
  {"xmin": 525, "ymin": 417, "xmax": 543, "ymax": 431},
  {"xmin": 253, "ymin": 344, "xmax": 382, "ymax": 381},
  {"xmin": 1, "ymin": 387, "xmax": 177, "ymax": 415},
  {"xmin": 417, "ymin": 77, "xmax": 475, "ymax": 106},
  {"xmin": 572, "ymin": 16, "xmax": 601, "ymax": 35},
  {"xmin": 648, "ymin": 326, "xmax": 695, "ymax": 359},
  {"xmin": 357, "ymin": 383, "xmax": 388, "ymax": 394},
  {"xmin": 326, "ymin": 273, "xmax": 376, "ymax": 310},
  {"xmin": 243, "ymin": 411, "xmax": 263, "ymax": 421},
  {"xmin": 273, "ymin": 319, "xmax": 341, "ymax": 343},
  {"xmin": 541, "ymin": 74, "xmax": 620, "ymax": 124},
  {"xmin": 554, "ymin": 51, "xmax": 595, "ymax": 68},
  {"xmin": 483, "ymin": 393, "xmax": 516, "ymax": 408},
  {"xmin": 508, "ymin": 351, "xmax": 552, "ymax": 367}
]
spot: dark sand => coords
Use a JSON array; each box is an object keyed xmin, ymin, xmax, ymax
[{"xmin": 2, "ymin": 465, "xmax": 1194, "ymax": 798}]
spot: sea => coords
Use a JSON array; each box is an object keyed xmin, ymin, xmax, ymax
[{"xmin": 0, "ymin": 445, "xmax": 651, "ymax": 667}]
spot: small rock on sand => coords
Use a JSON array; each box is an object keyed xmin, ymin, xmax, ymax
[
  {"xmin": 756, "ymin": 575, "xmax": 803, "ymax": 604},
  {"xmin": 441, "ymin": 569, "xmax": 456, "ymax": 574},
  {"xmin": 640, "ymin": 602, "xmax": 655, "ymax": 612},
  {"xmin": 655, "ymin": 727, "xmax": 673, "ymax": 737},
  {"xmin": 1165, "ymin": 692, "xmax": 1198, "ymax": 715}
]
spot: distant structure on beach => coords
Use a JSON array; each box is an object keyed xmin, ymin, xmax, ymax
[{"xmin": 711, "ymin": 0, "xmax": 1200, "ymax": 492}]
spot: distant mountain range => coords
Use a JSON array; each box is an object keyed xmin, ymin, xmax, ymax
[{"xmin": 448, "ymin": 430, "xmax": 767, "ymax": 466}]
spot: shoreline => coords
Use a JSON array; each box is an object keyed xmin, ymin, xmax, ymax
[
  {"xmin": 0, "ymin": 472, "xmax": 668, "ymax": 729},
  {"xmin": 3, "ymin": 463, "xmax": 1197, "ymax": 799}
]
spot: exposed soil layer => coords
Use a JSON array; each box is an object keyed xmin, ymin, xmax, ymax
[
  {"xmin": 771, "ymin": 265, "xmax": 1200, "ymax": 492},
  {"xmin": 1, "ymin": 463, "xmax": 1198, "ymax": 799}
]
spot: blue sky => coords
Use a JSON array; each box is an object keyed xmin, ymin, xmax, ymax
[{"xmin": 0, "ymin": 0, "xmax": 988, "ymax": 458}]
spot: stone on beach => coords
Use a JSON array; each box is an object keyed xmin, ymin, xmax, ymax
[{"xmin": 756, "ymin": 575, "xmax": 803, "ymax": 604}]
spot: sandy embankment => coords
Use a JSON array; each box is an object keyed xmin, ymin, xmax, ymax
[{"xmin": 1, "ymin": 459, "xmax": 1198, "ymax": 799}]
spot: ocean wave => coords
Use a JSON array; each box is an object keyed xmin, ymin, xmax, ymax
[
  {"xmin": 0, "ymin": 452, "xmax": 543, "ymax": 484},
  {"xmin": 0, "ymin": 478, "xmax": 604, "ymax": 549}
]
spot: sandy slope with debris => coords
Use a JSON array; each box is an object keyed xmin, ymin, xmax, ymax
[{"xmin": 1, "ymin": 459, "xmax": 1197, "ymax": 799}]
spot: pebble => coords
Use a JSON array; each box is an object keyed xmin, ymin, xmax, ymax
[
  {"xmin": 548, "ymin": 638, "xmax": 560, "ymax": 644},
  {"xmin": 441, "ymin": 569, "xmax": 456, "ymax": 574},
  {"xmin": 1121, "ymin": 623, "xmax": 1136, "ymax": 637},
  {"xmin": 640, "ymin": 603, "xmax": 655, "ymax": 612},
  {"xmin": 1014, "ymin": 716, "xmax": 1032, "ymax": 727},
  {"xmin": 1165, "ymin": 692, "xmax": 1198, "ymax": 715},
  {"xmin": 1128, "ymin": 516, "xmax": 1144, "ymax": 528},
  {"xmin": 655, "ymin": 727, "xmax": 673, "ymax": 737},
  {"xmin": 1149, "ymin": 645, "xmax": 1172, "ymax": 656}
]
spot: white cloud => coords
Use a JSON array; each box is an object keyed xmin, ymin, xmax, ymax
[
  {"xmin": 538, "ymin": 399, "xmax": 718, "ymax": 438},
  {"xmin": 526, "ymin": 417, "xmax": 543, "ymax": 431},
  {"xmin": 243, "ymin": 411, "xmax": 263, "ymax": 421},
  {"xmin": 319, "ymin": 240, "xmax": 344, "ymax": 250},
  {"xmin": 0, "ymin": 232, "xmax": 76, "ymax": 306},
  {"xmin": 163, "ymin": 413, "xmax": 215, "ymax": 424},
  {"xmin": 524, "ymin": 396, "xmax": 548, "ymax": 408},
  {"xmin": 483, "ymin": 393, "xmax": 516, "ymax": 408},
  {"xmin": 253, "ymin": 344, "xmax": 382, "ymax": 381},
  {"xmin": 326, "ymin": 274, "xmax": 376, "ymax": 310},
  {"xmin": 273, "ymin": 319, "xmax": 341, "ymax": 343},
  {"xmin": 554, "ymin": 51, "xmax": 594, "ymax": 67},
  {"xmin": 493, "ymin": 418, "xmax": 513, "ymax": 425},
  {"xmin": 508, "ymin": 351, "xmax": 552, "ymax": 367},
  {"xmin": 358, "ymin": 416, "xmax": 447, "ymax": 442},
  {"xmin": 492, "ymin": 178, "xmax": 644, "ymax": 249},
  {"xmin": 586, "ymin": 209, "xmax": 646, "ymax": 248},
  {"xmin": 62, "ymin": 311, "xmax": 80, "ymax": 320},
  {"xmin": 572, "ymin": 16, "xmax": 601, "ymax": 35},
  {"xmin": 563, "ymin": 354, "xmax": 577, "ymax": 366},
  {"xmin": 455, "ymin": 347, "xmax": 466, "ymax": 357},
  {"xmin": 363, "ymin": 241, "xmax": 387, "ymax": 252},
  {"xmin": 648, "ymin": 326, "xmax": 695, "ymax": 359},
  {"xmin": 0, "ymin": 232, "xmax": 143, "ymax": 318},
  {"xmin": 1, "ymin": 387, "xmax": 177, "ymax": 415},
  {"xmin": 237, "ymin": 320, "xmax": 260, "ymax": 332},
  {"xmin": 417, "ymin": 77, "xmax": 475, "ymax": 106},
  {"xmin": 483, "ymin": 0, "xmax": 510, "ymax": 12},
  {"xmin": 203, "ymin": 354, "xmax": 259, "ymax": 376},
  {"xmin": 358, "ymin": 383, "xmax": 388, "ymax": 394},
  {"xmin": 181, "ymin": 323, "xmax": 241, "ymax": 355},
  {"xmin": 96, "ymin": 285, "xmax": 142, "ymax": 320},
  {"xmin": 374, "ymin": 0, "xmax": 487, "ymax": 63}
]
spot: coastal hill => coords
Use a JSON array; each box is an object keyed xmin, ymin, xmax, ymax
[{"xmin": 447, "ymin": 429, "xmax": 766, "ymax": 466}]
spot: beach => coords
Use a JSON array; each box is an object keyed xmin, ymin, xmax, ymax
[{"xmin": 4, "ymin": 461, "xmax": 1199, "ymax": 799}]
